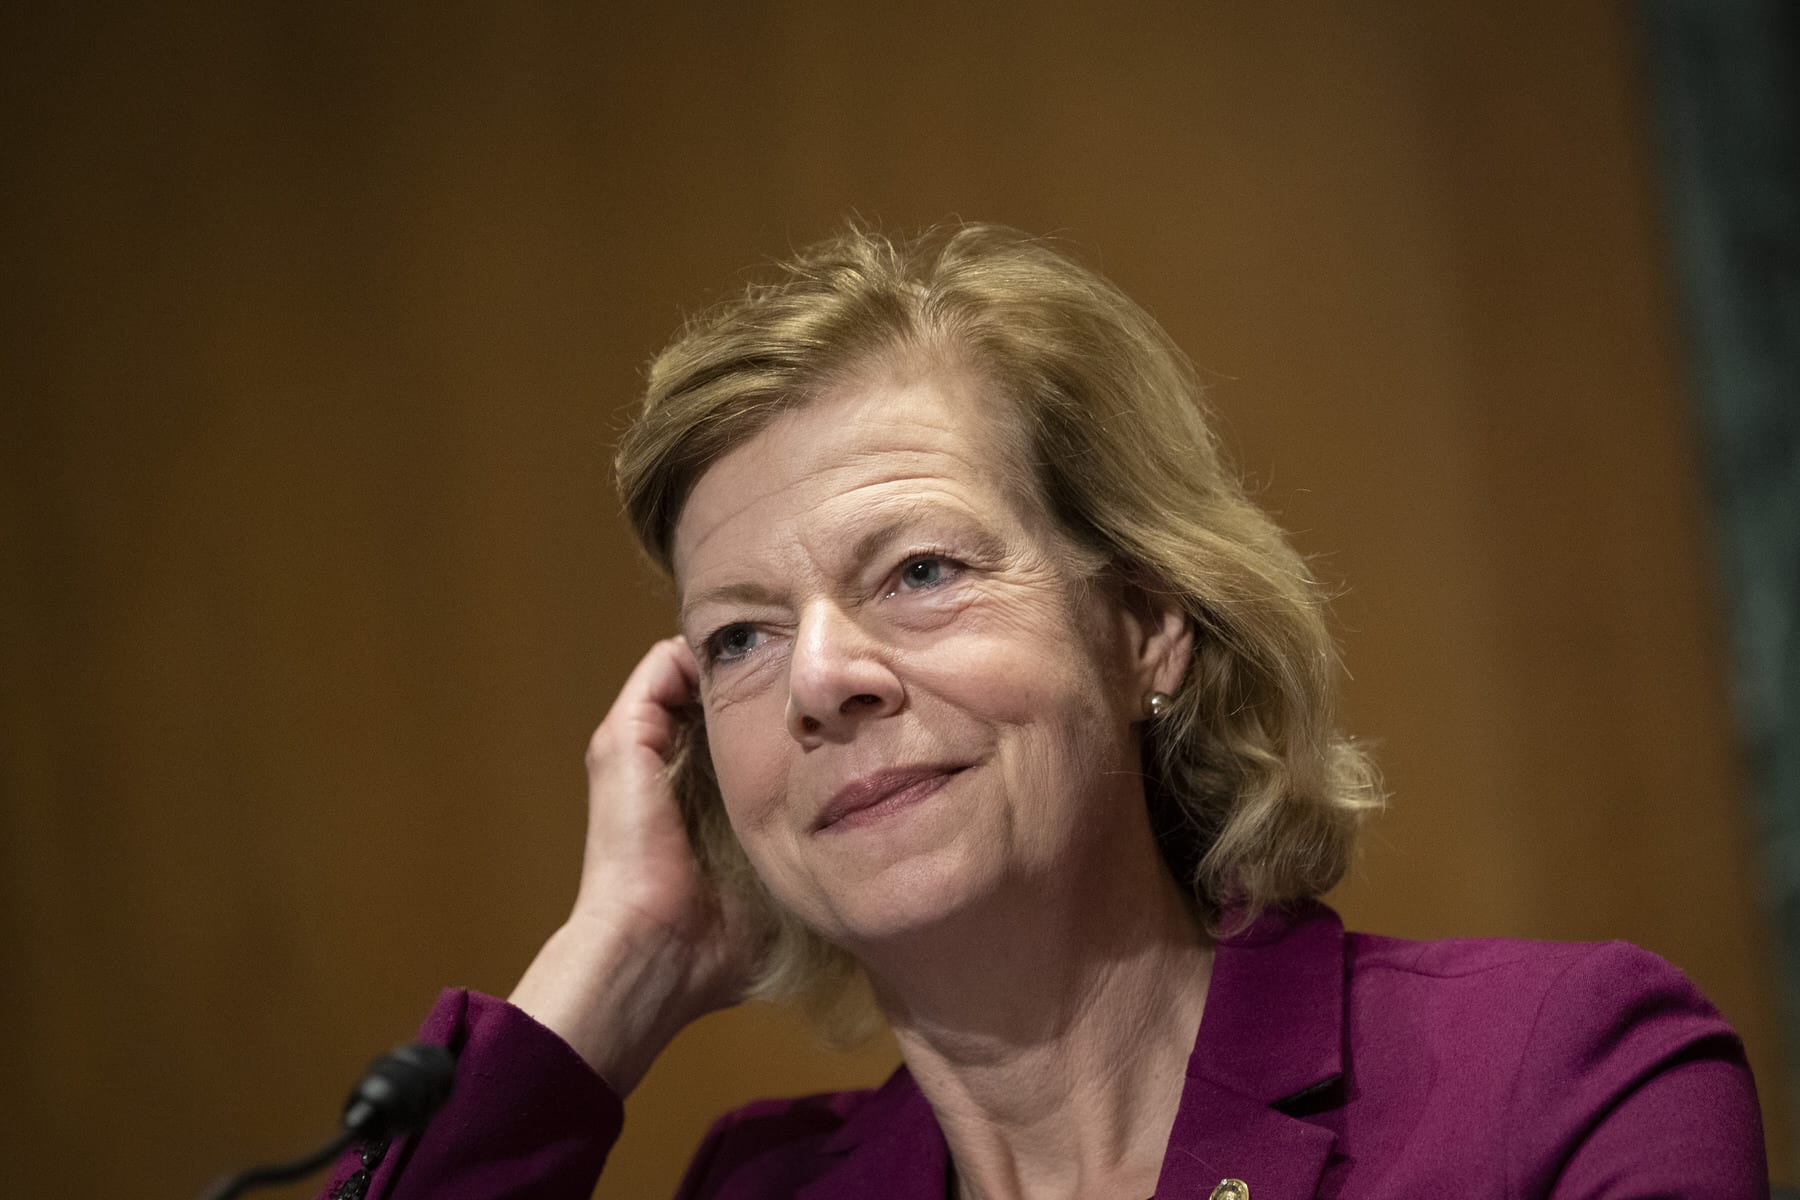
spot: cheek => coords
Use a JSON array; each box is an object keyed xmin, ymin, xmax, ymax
[
  {"xmin": 1000, "ymin": 665, "xmax": 1127, "ymax": 782},
  {"xmin": 703, "ymin": 695, "xmax": 789, "ymax": 837},
  {"xmin": 924, "ymin": 605, "xmax": 1137, "ymax": 806},
  {"xmin": 929, "ymin": 591, "xmax": 1126, "ymax": 728}
]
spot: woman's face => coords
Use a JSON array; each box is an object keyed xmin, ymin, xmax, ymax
[{"xmin": 672, "ymin": 363, "xmax": 1189, "ymax": 954}]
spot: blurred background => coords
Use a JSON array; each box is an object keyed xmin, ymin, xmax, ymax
[{"xmin": 4, "ymin": 2, "xmax": 1796, "ymax": 1194}]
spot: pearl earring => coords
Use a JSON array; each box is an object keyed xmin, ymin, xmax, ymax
[{"xmin": 1146, "ymin": 691, "xmax": 1173, "ymax": 718}]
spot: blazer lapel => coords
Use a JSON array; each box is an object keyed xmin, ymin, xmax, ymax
[
  {"xmin": 1152, "ymin": 903, "xmax": 1349, "ymax": 1199},
  {"xmin": 1152, "ymin": 1077, "xmax": 1337, "ymax": 1199}
]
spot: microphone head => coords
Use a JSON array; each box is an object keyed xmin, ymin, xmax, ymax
[{"xmin": 341, "ymin": 1043, "xmax": 456, "ymax": 1139}]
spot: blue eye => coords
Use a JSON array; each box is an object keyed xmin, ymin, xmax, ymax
[
  {"xmin": 707, "ymin": 623, "xmax": 763, "ymax": 664},
  {"xmin": 896, "ymin": 555, "xmax": 952, "ymax": 591}
]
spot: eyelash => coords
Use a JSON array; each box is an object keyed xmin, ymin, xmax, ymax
[
  {"xmin": 885, "ymin": 547, "xmax": 963, "ymax": 596},
  {"xmin": 699, "ymin": 548, "xmax": 968, "ymax": 668}
]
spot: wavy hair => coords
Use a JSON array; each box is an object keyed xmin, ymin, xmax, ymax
[{"xmin": 615, "ymin": 222, "xmax": 1382, "ymax": 1035}]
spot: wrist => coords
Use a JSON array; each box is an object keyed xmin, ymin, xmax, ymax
[{"xmin": 508, "ymin": 915, "xmax": 705, "ymax": 1096}]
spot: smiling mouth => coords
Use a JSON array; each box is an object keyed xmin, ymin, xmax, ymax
[{"xmin": 814, "ymin": 765, "xmax": 968, "ymax": 832}]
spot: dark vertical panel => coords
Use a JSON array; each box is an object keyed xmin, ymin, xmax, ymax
[{"xmin": 1643, "ymin": 0, "xmax": 1800, "ymax": 1168}]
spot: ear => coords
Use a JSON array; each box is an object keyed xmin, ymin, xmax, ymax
[{"xmin": 1117, "ymin": 575, "xmax": 1195, "ymax": 707}]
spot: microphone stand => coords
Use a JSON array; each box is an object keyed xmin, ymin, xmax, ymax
[
  {"xmin": 197, "ymin": 1043, "xmax": 456, "ymax": 1200},
  {"xmin": 198, "ymin": 1131, "xmax": 357, "ymax": 1200}
]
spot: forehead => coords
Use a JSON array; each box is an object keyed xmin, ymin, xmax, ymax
[{"xmin": 671, "ymin": 367, "xmax": 1028, "ymax": 587}]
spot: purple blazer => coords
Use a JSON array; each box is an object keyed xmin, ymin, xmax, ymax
[{"xmin": 320, "ymin": 904, "xmax": 1766, "ymax": 1198}]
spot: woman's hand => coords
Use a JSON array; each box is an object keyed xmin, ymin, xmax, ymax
[{"xmin": 509, "ymin": 637, "xmax": 755, "ymax": 1095}]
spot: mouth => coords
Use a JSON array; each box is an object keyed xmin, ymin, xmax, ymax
[{"xmin": 813, "ymin": 764, "xmax": 968, "ymax": 833}]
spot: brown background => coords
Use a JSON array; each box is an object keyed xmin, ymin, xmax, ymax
[{"xmin": 3, "ymin": 2, "xmax": 1792, "ymax": 1194}]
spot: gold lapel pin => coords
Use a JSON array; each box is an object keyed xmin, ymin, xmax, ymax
[{"xmin": 1208, "ymin": 1181, "xmax": 1249, "ymax": 1200}]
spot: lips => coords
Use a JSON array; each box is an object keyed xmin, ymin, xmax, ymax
[{"xmin": 814, "ymin": 764, "xmax": 967, "ymax": 832}]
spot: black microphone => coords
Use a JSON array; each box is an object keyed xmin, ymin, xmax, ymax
[
  {"xmin": 197, "ymin": 1043, "xmax": 457, "ymax": 1200},
  {"xmin": 342, "ymin": 1043, "xmax": 456, "ymax": 1139}
]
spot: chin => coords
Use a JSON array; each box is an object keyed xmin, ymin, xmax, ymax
[{"xmin": 804, "ymin": 844, "xmax": 1006, "ymax": 952}]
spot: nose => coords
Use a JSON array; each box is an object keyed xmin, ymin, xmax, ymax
[{"xmin": 784, "ymin": 599, "xmax": 903, "ymax": 744}]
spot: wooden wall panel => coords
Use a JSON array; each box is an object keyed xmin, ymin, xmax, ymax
[{"xmin": 3, "ymin": 2, "xmax": 1789, "ymax": 1191}]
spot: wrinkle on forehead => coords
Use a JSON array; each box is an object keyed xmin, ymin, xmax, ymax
[
  {"xmin": 677, "ymin": 467, "xmax": 980, "ymax": 602},
  {"xmin": 671, "ymin": 370, "xmax": 1031, "ymax": 587},
  {"xmin": 677, "ymin": 481, "xmax": 997, "ymax": 634}
]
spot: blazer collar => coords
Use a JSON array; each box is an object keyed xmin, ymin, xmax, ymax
[
  {"xmin": 1152, "ymin": 901, "xmax": 1346, "ymax": 1199},
  {"xmin": 806, "ymin": 902, "xmax": 1349, "ymax": 1199},
  {"xmin": 1189, "ymin": 900, "xmax": 1346, "ymax": 1105}
]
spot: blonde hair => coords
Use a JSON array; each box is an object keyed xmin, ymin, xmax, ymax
[{"xmin": 616, "ymin": 222, "xmax": 1382, "ymax": 1032}]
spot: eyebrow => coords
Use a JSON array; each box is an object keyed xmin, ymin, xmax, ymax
[
  {"xmin": 679, "ymin": 580, "xmax": 787, "ymax": 630},
  {"xmin": 678, "ymin": 499, "xmax": 1001, "ymax": 630}
]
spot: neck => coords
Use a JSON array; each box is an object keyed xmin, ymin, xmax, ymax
[{"xmin": 860, "ymin": 858, "xmax": 1213, "ymax": 1200}]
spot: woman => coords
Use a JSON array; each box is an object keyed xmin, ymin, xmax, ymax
[{"xmin": 322, "ymin": 224, "xmax": 1765, "ymax": 1199}]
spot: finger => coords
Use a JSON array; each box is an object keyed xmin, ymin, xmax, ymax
[
  {"xmin": 594, "ymin": 640, "xmax": 702, "ymax": 764},
  {"xmin": 615, "ymin": 637, "xmax": 700, "ymax": 713},
  {"xmin": 665, "ymin": 635, "xmax": 701, "ymax": 694}
]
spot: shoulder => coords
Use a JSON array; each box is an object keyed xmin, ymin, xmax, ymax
[
  {"xmin": 672, "ymin": 1059, "xmax": 946, "ymax": 1199},
  {"xmin": 1341, "ymin": 928, "xmax": 1746, "ymax": 1091},
  {"xmin": 1342, "ymin": 929, "xmax": 1732, "ymax": 1054},
  {"xmin": 684, "ymin": 1085, "xmax": 873, "ymax": 1169},
  {"xmin": 1338, "ymin": 929, "xmax": 1765, "ymax": 1194},
  {"xmin": 1346, "ymin": 926, "xmax": 1697, "ymax": 1000},
  {"xmin": 673, "ymin": 1074, "xmax": 921, "ymax": 1200}
]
